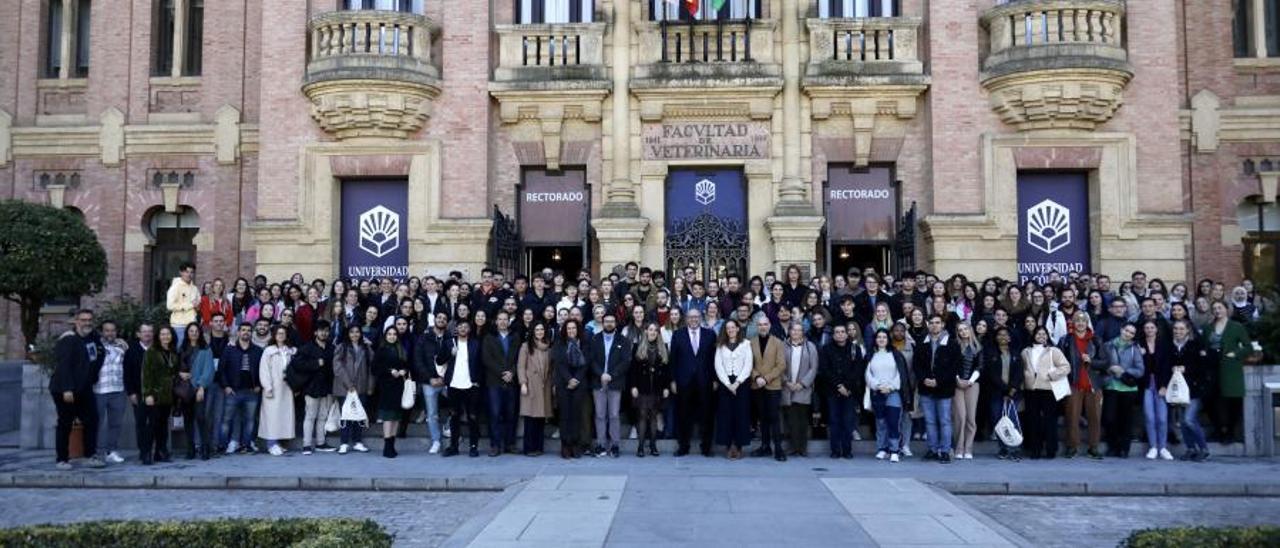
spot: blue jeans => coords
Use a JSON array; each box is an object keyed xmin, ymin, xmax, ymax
[
  {"xmin": 487, "ymin": 385, "xmax": 518, "ymax": 450},
  {"xmin": 921, "ymin": 394, "xmax": 953, "ymax": 454},
  {"xmin": 872, "ymin": 391, "xmax": 902, "ymax": 453},
  {"xmin": 1179, "ymin": 398, "xmax": 1208, "ymax": 452},
  {"xmin": 206, "ymin": 384, "xmax": 225, "ymax": 448},
  {"xmin": 1144, "ymin": 388, "xmax": 1169, "ymax": 450},
  {"xmin": 827, "ymin": 395, "xmax": 856, "ymax": 455},
  {"xmin": 221, "ymin": 389, "xmax": 259, "ymax": 447},
  {"xmin": 422, "ymin": 383, "xmax": 445, "ymax": 443}
]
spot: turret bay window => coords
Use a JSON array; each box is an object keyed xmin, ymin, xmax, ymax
[
  {"xmin": 649, "ymin": 0, "xmax": 760, "ymax": 21},
  {"xmin": 43, "ymin": 0, "xmax": 92, "ymax": 79},
  {"xmin": 817, "ymin": 0, "xmax": 898, "ymax": 19},
  {"xmin": 152, "ymin": 0, "xmax": 204, "ymax": 77},
  {"xmin": 518, "ymin": 0, "xmax": 594, "ymax": 24},
  {"xmin": 344, "ymin": 0, "xmax": 425, "ymax": 13}
]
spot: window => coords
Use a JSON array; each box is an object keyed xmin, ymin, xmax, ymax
[
  {"xmin": 649, "ymin": 0, "xmax": 759, "ymax": 21},
  {"xmin": 43, "ymin": 0, "xmax": 91, "ymax": 79},
  {"xmin": 152, "ymin": 0, "xmax": 203, "ymax": 77},
  {"xmin": 1236, "ymin": 0, "xmax": 1280, "ymax": 58},
  {"xmin": 818, "ymin": 0, "xmax": 897, "ymax": 19},
  {"xmin": 345, "ymin": 0, "xmax": 425, "ymax": 13},
  {"xmin": 518, "ymin": 0, "xmax": 594, "ymax": 24},
  {"xmin": 1238, "ymin": 199, "xmax": 1280, "ymax": 289}
]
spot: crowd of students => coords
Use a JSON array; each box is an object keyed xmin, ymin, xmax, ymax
[{"xmin": 46, "ymin": 261, "xmax": 1266, "ymax": 468}]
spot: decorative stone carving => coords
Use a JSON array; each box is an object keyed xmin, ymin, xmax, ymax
[
  {"xmin": 807, "ymin": 86, "xmax": 926, "ymax": 166},
  {"xmin": 99, "ymin": 108, "xmax": 125, "ymax": 167},
  {"xmin": 491, "ymin": 91, "xmax": 606, "ymax": 170},
  {"xmin": 984, "ymin": 69, "xmax": 1130, "ymax": 132},
  {"xmin": 215, "ymin": 105, "xmax": 241, "ymax": 164},
  {"xmin": 304, "ymin": 81, "xmax": 440, "ymax": 140},
  {"xmin": 1191, "ymin": 90, "xmax": 1222, "ymax": 153}
]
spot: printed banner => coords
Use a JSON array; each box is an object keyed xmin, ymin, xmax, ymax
[
  {"xmin": 1017, "ymin": 172, "xmax": 1091, "ymax": 284},
  {"xmin": 826, "ymin": 165, "xmax": 896, "ymax": 242},
  {"xmin": 340, "ymin": 180, "xmax": 409, "ymax": 280},
  {"xmin": 521, "ymin": 169, "xmax": 588, "ymax": 244}
]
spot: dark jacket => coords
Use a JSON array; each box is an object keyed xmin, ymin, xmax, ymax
[
  {"xmin": 669, "ymin": 326, "xmax": 717, "ymax": 389},
  {"xmin": 412, "ymin": 329, "xmax": 448, "ymax": 383},
  {"xmin": 124, "ymin": 340, "xmax": 148, "ymax": 397},
  {"xmin": 1141, "ymin": 339, "xmax": 1173, "ymax": 390},
  {"xmin": 436, "ymin": 336, "xmax": 483, "ymax": 389},
  {"xmin": 50, "ymin": 330, "xmax": 104, "ymax": 395},
  {"xmin": 981, "ymin": 346, "xmax": 1025, "ymax": 399},
  {"xmin": 372, "ymin": 342, "xmax": 410, "ymax": 413},
  {"xmin": 141, "ymin": 346, "xmax": 179, "ymax": 407},
  {"xmin": 1169, "ymin": 338, "xmax": 1208, "ymax": 399},
  {"xmin": 913, "ymin": 332, "xmax": 960, "ymax": 396},
  {"xmin": 1056, "ymin": 330, "xmax": 1110, "ymax": 390},
  {"xmin": 482, "ymin": 331, "xmax": 521, "ymax": 388},
  {"xmin": 589, "ymin": 331, "xmax": 633, "ymax": 390},
  {"xmin": 819, "ymin": 340, "xmax": 865, "ymax": 401},
  {"xmin": 628, "ymin": 345, "xmax": 670, "ymax": 396},
  {"xmin": 551, "ymin": 339, "xmax": 590, "ymax": 391},
  {"xmin": 291, "ymin": 340, "xmax": 336, "ymax": 398},
  {"xmin": 219, "ymin": 340, "xmax": 263, "ymax": 391}
]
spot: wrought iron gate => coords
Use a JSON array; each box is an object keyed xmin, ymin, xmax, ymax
[
  {"xmin": 894, "ymin": 201, "xmax": 917, "ymax": 273},
  {"xmin": 664, "ymin": 170, "xmax": 749, "ymax": 283},
  {"xmin": 489, "ymin": 205, "xmax": 521, "ymax": 279}
]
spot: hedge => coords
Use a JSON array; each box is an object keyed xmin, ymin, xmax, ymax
[
  {"xmin": 0, "ymin": 518, "xmax": 392, "ymax": 548},
  {"xmin": 1121, "ymin": 526, "xmax": 1280, "ymax": 548}
]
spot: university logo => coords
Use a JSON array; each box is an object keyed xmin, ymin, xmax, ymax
[
  {"xmin": 1025, "ymin": 199, "xmax": 1071, "ymax": 254},
  {"xmin": 358, "ymin": 205, "xmax": 401, "ymax": 258},
  {"xmin": 694, "ymin": 178, "xmax": 716, "ymax": 206}
]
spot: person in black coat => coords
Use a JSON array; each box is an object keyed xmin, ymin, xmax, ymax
[
  {"xmin": 1169, "ymin": 319, "xmax": 1210, "ymax": 460},
  {"xmin": 552, "ymin": 319, "xmax": 590, "ymax": 459},
  {"xmin": 628, "ymin": 322, "xmax": 670, "ymax": 457},
  {"xmin": 124, "ymin": 323, "xmax": 155, "ymax": 461},
  {"xmin": 819, "ymin": 324, "xmax": 863, "ymax": 459},
  {"xmin": 1138, "ymin": 319, "xmax": 1173, "ymax": 459},
  {"xmin": 912, "ymin": 314, "xmax": 960, "ymax": 463},
  {"xmin": 372, "ymin": 327, "xmax": 410, "ymax": 458},
  {"xmin": 589, "ymin": 312, "xmax": 633, "ymax": 457},
  {"xmin": 982, "ymin": 326, "xmax": 1025, "ymax": 459},
  {"xmin": 50, "ymin": 309, "xmax": 106, "ymax": 468},
  {"xmin": 669, "ymin": 308, "xmax": 718, "ymax": 456},
  {"xmin": 481, "ymin": 311, "xmax": 521, "ymax": 456},
  {"xmin": 436, "ymin": 321, "xmax": 484, "ymax": 457},
  {"xmin": 413, "ymin": 312, "xmax": 450, "ymax": 450},
  {"xmin": 292, "ymin": 321, "xmax": 336, "ymax": 453}
]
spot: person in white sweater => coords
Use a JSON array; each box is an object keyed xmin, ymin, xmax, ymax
[
  {"xmin": 866, "ymin": 329, "xmax": 908, "ymax": 462},
  {"xmin": 714, "ymin": 319, "xmax": 754, "ymax": 459}
]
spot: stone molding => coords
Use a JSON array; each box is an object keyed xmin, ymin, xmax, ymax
[
  {"xmin": 490, "ymin": 89, "xmax": 608, "ymax": 170},
  {"xmin": 303, "ymin": 80, "xmax": 441, "ymax": 141},
  {"xmin": 1182, "ymin": 93, "xmax": 1280, "ymax": 151},
  {"xmin": 806, "ymin": 84, "xmax": 927, "ymax": 166},
  {"xmin": 983, "ymin": 68, "xmax": 1130, "ymax": 132},
  {"xmin": 7, "ymin": 108, "xmax": 255, "ymax": 163}
]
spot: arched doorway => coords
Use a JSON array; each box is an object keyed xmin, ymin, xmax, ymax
[{"xmin": 143, "ymin": 207, "xmax": 200, "ymax": 305}]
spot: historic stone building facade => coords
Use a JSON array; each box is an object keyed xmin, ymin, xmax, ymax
[{"xmin": 1, "ymin": 0, "xmax": 1278, "ymax": 356}]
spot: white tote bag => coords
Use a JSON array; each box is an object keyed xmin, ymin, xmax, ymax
[
  {"xmin": 401, "ymin": 379, "xmax": 417, "ymax": 410},
  {"xmin": 340, "ymin": 392, "xmax": 368, "ymax": 425},
  {"xmin": 1165, "ymin": 370, "xmax": 1191, "ymax": 405},
  {"xmin": 994, "ymin": 400, "xmax": 1023, "ymax": 447},
  {"xmin": 324, "ymin": 399, "xmax": 342, "ymax": 432},
  {"xmin": 1050, "ymin": 376, "xmax": 1071, "ymax": 402}
]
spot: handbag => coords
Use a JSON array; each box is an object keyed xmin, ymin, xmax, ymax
[
  {"xmin": 1050, "ymin": 375, "xmax": 1071, "ymax": 402},
  {"xmin": 324, "ymin": 399, "xmax": 342, "ymax": 432},
  {"xmin": 401, "ymin": 379, "xmax": 417, "ymax": 410},
  {"xmin": 169, "ymin": 413, "xmax": 185, "ymax": 431},
  {"xmin": 994, "ymin": 399, "xmax": 1023, "ymax": 447},
  {"xmin": 1165, "ymin": 370, "xmax": 1191, "ymax": 405},
  {"xmin": 172, "ymin": 378, "xmax": 195, "ymax": 404},
  {"xmin": 341, "ymin": 393, "xmax": 368, "ymax": 425}
]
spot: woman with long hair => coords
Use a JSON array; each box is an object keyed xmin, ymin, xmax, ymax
[
  {"xmin": 866, "ymin": 329, "xmax": 910, "ymax": 462},
  {"xmin": 179, "ymin": 322, "xmax": 216, "ymax": 460},
  {"xmin": 714, "ymin": 319, "xmax": 753, "ymax": 459},
  {"xmin": 373, "ymin": 326, "xmax": 411, "ymax": 458},
  {"xmin": 258, "ymin": 325, "xmax": 296, "ymax": 456},
  {"xmin": 332, "ymin": 324, "xmax": 373, "ymax": 454},
  {"xmin": 952, "ymin": 322, "xmax": 982, "ymax": 460},
  {"xmin": 552, "ymin": 319, "xmax": 589, "ymax": 459},
  {"xmin": 1139, "ymin": 319, "xmax": 1173, "ymax": 460},
  {"xmin": 518, "ymin": 322, "xmax": 554, "ymax": 456},
  {"xmin": 629, "ymin": 322, "xmax": 670, "ymax": 457},
  {"xmin": 1020, "ymin": 326, "xmax": 1069, "ymax": 459},
  {"xmin": 1203, "ymin": 300, "xmax": 1253, "ymax": 443},
  {"xmin": 140, "ymin": 326, "xmax": 180, "ymax": 465}
]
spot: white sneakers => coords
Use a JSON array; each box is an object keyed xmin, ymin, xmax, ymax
[
  {"xmin": 962, "ymin": 453, "xmax": 974, "ymax": 460},
  {"xmin": 429, "ymin": 441, "xmax": 441, "ymax": 454},
  {"xmin": 225, "ymin": 441, "xmax": 239, "ymax": 455},
  {"xmin": 1146, "ymin": 448, "xmax": 1158, "ymax": 460},
  {"xmin": 875, "ymin": 451, "xmax": 887, "ymax": 460},
  {"xmin": 890, "ymin": 453, "xmax": 900, "ymax": 463},
  {"xmin": 268, "ymin": 445, "xmax": 285, "ymax": 457},
  {"xmin": 353, "ymin": 442, "xmax": 370, "ymax": 453},
  {"xmin": 105, "ymin": 452, "xmax": 125, "ymax": 464},
  {"xmin": 901, "ymin": 446, "xmax": 913, "ymax": 457},
  {"xmin": 338, "ymin": 444, "xmax": 350, "ymax": 455},
  {"xmin": 55, "ymin": 461, "xmax": 72, "ymax": 470},
  {"xmin": 1159, "ymin": 448, "xmax": 1175, "ymax": 461}
]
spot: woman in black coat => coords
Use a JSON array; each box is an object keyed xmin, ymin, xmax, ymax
[
  {"xmin": 1138, "ymin": 319, "xmax": 1173, "ymax": 460},
  {"xmin": 373, "ymin": 326, "xmax": 411, "ymax": 458},
  {"xmin": 982, "ymin": 326, "xmax": 1025, "ymax": 460},
  {"xmin": 1169, "ymin": 319, "xmax": 1211, "ymax": 461},
  {"xmin": 552, "ymin": 319, "xmax": 590, "ymax": 459}
]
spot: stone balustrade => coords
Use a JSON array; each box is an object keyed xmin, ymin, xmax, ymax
[
  {"xmin": 805, "ymin": 16, "xmax": 924, "ymax": 85},
  {"xmin": 981, "ymin": 0, "xmax": 1128, "ymax": 78},
  {"xmin": 493, "ymin": 23, "xmax": 608, "ymax": 86}
]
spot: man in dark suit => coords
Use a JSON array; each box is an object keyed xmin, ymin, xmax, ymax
[
  {"xmin": 123, "ymin": 323, "xmax": 155, "ymax": 459},
  {"xmin": 589, "ymin": 312, "xmax": 632, "ymax": 457},
  {"xmin": 670, "ymin": 308, "xmax": 718, "ymax": 456},
  {"xmin": 482, "ymin": 310, "xmax": 520, "ymax": 456},
  {"xmin": 436, "ymin": 321, "xmax": 484, "ymax": 457}
]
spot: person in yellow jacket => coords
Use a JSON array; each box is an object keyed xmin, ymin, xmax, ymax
[{"xmin": 166, "ymin": 262, "xmax": 200, "ymax": 346}]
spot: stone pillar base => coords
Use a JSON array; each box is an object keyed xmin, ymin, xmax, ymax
[
  {"xmin": 765, "ymin": 216, "xmax": 825, "ymax": 275},
  {"xmin": 592, "ymin": 216, "xmax": 649, "ymax": 273}
]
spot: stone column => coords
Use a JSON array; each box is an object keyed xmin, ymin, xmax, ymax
[
  {"xmin": 593, "ymin": 0, "xmax": 647, "ymax": 270},
  {"xmin": 766, "ymin": 0, "xmax": 823, "ymax": 274}
]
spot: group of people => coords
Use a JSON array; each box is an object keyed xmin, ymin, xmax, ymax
[{"xmin": 47, "ymin": 261, "xmax": 1266, "ymax": 469}]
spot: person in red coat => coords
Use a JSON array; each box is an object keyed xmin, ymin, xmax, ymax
[{"xmin": 199, "ymin": 278, "xmax": 234, "ymax": 328}]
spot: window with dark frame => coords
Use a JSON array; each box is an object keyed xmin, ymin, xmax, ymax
[
  {"xmin": 44, "ymin": 0, "xmax": 63, "ymax": 78},
  {"xmin": 649, "ymin": 0, "xmax": 760, "ymax": 21},
  {"xmin": 517, "ymin": 0, "xmax": 594, "ymax": 24},
  {"xmin": 43, "ymin": 0, "xmax": 92, "ymax": 79},
  {"xmin": 1235, "ymin": 0, "xmax": 1280, "ymax": 58},
  {"xmin": 344, "ymin": 0, "xmax": 423, "ymax": 13},
  {"xmin": 153, "ymin": 0, "xmax": 204, "ymax": 77}
]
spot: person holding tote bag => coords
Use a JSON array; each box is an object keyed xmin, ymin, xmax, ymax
[
  {"xmin": 373, "ymin": 326, "xmax": 411, "ymax": 459},
  {"xmin": 982, "ymin": 326, "xmax": 1024, "ymax": 460},
  {"xmin": 1169, "ymin": 319, "xmax": 1210, "ymax": 461},
  {"xmin": 1020, "ymin": 326, "xmax": 1070, "ymax": 460},
  {"xmin": 332, "ymin": 325, "xmax": 373, "ymax": 454}
]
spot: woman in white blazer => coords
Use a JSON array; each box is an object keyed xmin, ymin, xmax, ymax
[
  {"xmin": 714, "ymin": 319, "xmax": 754, "ymax": 459},
  {"xmin": 258, "ymin": 325, "xmax": 296, "ymax": 456}
]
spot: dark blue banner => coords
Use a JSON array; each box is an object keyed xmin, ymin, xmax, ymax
[
  {"xmin": 666, "ymin": 169, "xmax": 746, "ymax": 227},
  {"xmin": 1017, "ymin": 172, "xmax": 1091, "ymax": 284},
  {"xmin": 341, "ymin": 180, "xmax": 409, "ymax": 280},
  {"xmin": 665, "ymin": 169, "xmax": 748, "ymax": 281}
]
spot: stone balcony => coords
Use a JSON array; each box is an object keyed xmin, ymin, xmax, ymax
[
  {"xmin": 302, "ymin": 10, "xmax": 441, "ymax": 140},
  {"xmin": 803, "ymin": 16, "xmax": 927, "ymax": 87},
  {"xmin": 979, "ymin": 0, "xmax": 1132, "ymax": 131},
  {"xmin": 631, "ymin": 19, "xmax": 782, "ymax": 90},
  {"xmin": 491, "ymin": 23, "xmax": 609, "ymax": 92}
]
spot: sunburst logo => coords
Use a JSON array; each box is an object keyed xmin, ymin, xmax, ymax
[
  {"xmin": 358, "ymin": 205, "xmax": 400, "ymax": 258},
  {"xmin": 695, "ymin": 179, "xmax": 716, "ymax": 206},
  {"xmin": 1026, "ymin": 199, "xmax": 1070, "ymax": 254}
]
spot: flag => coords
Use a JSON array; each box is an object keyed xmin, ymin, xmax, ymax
[
  {"xmin": 683, "ymin": 0, "xmax": 699, "ymax": 18},
  {"xmin": 683, "ymin": 0, "xmax": 727, "ymax": 19}
]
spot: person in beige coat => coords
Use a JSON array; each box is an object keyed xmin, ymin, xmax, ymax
[
  {"xmin": 258, "ymin": 326, "xmax": 296, "ymax": 456},
  {"xmin": 781, "ymin": 322, "xmax": 819, "ymax": 457},
  {"xmin": 1020, "ymin": 325, "xmax": 1070, "ymax": 459},
  {"xmin": 518, "ymin": 323, "xmax": 554, "ymax": 456},
  {"xmin": 749, "ymin": 315, "xmax": 787, "ymax": 460}
]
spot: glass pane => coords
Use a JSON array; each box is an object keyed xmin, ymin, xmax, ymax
[
  {"xmin": 75, "ymin": 0, "xmax": 90, "ymax": 77},
  {"xmin": 1264, "ymin": 202, "xmax": 1280, "ymax": 231},
  {"xmin": 1269, "ymin": 0, "xmax": 1280, "ymax": 57},
  {"xmin": 46, "ymin": 0, "xmax": 63, "ymax": 78},
  {"xmin": 154, "ymin": 0, "xmax": 174, "ymax": 76},
  {"xmin": 183, "ymin": 0, "xmax": 203, "ymax": 76},
  {"xmin": 1236, "ymin": 0, "xmax": 1253, "ymax": 57},
  {"xmin": 1246, "ymin": 242, "xmax": 1277, "ymax": 289}
]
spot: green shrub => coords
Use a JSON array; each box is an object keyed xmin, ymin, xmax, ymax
[
  {"xmin": 97, "ymin": 295, "xmax": 171, "ymax": 342},
  {"xmin": 0, "ymin": 518, "xmax": 392, "ymax": 548},
  {"xmin": 1121, "ymin": 526, "xmax": 1280, "ymax": 548}
]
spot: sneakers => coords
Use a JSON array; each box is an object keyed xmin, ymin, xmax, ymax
[
  {"xmin": 939, "ymin": 453, "xmax": 953, "ymax": 464},
  {"xmin": 962, "ymin": 453, "xmax": 974, "ymax": 460},
  {"xmin": 593, "ymin": 445, "xmax": 608, "ymax": 458},
  {"xmin": 302, "ymin": 446, "xmax": 314, "ymax": 455},
  {"xmin": 353, "ymin": 443, "xmax": 370, "ymax": 453},
  {"xmin": 268, "ymin": 445, "xmax": 285, "ymax": 457},
  {"xmin": 55, "ymin": 461, "xmax": 73, "ymax": 471},
  {"xmin": 338, "ymin": 444, "xmax": 350, "ymax": 455},
  {"xmin": 1145, "ymin": 448, "xmax": 1158, "ymax": 460},
  {"xmin": 1158, "ymin": 448, "xmax": 1174, "ymax": 461},
  {"xmin": 429, "ymin": 441, "xmax": 441, "ymax": 454},
  {"xmin": 316, "ymin": 444, "xmax": 337, "ymax": 453},
  {"xmin": 84, "ymin": 456, "xmax": 106, "ymax": 469},
  {"xmin": 225, "ymin": 441, "xmax": 239, "ymax": 455},
  {"xmin": 890, "ymin": 453, "xmax": 900, "ymax": 463},
  {"xmin": 901, "ymin": 446, "xmax": 913, "ymax": 458},
  {"xmin": 105, "ymin": 452, "xmax": 125, "ymax": 464},
  {"xmin": 852, "ymin": 430, "xmax": 862, "ymax": 441},
  {"xmin": 875, "ymin": 451, "xmax": 887, "ymax": 460}
]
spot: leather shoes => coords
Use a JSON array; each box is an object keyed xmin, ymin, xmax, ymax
[
  {"xmin": 443, "ymin": 446, "xmax": 459, "ymax": 457},
  {"xmin": 775, "ymin": 451, "xmax": 787, "ymax": 462},
  {"xmin": 750, "ymin": 446, "xmax": 771, "ymax": 458},
  {"xmin": 469, "ymin": 446, "xmax": 480, "ymax": 458},
  {"xmin": 674, "ymin": 447, "xmax": 690, "ymax": 457}
]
